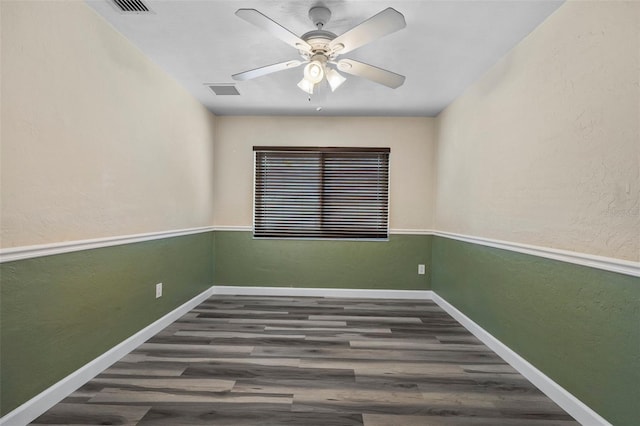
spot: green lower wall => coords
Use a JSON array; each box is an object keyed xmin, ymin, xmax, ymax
[
  {"xmin": 3, "ymin": 230, "xmax": 637, "ymax": 424},
  {"xmin": 214, "ymin": 231, "xmax": 432, "ymax": 290},
  {"xmin": 0, "ymin": 232, "xmax": 214, "ymax": 416},
  {"xmin": 431, "ymin": 236, "xmax": 640, "ymax": 426}
]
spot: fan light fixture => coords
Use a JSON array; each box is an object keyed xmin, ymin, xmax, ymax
[
  {"xmin": 304, "ymin": 61, "xmax": 324, "ymax": 83},
  {"xmin": 325, "ymin": 67, "xmax": 346, "ymax": 91},
  {"xmin": 297, "ymin": 59, "xmax": 346, "ymax": 94},
  {"xmin": 297, "ymin": 77, "xmax": 315, "ymax": 94}
]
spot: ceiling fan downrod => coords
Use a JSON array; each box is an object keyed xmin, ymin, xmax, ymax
[{"xmin": 309, "ymin": 6, "xmax": 331, "ymax": 30}]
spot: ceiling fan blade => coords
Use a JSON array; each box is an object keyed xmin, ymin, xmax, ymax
[
  {"xmin": 236, "ymin": 9, "xmax": 312, "ymax": 53},
  {"xmin": 233, "ymin": 60, "xmax": 304, "ymax": 81},
  {"xmin": 337, "ymin": 59, "xmax": 405, "ymax": 89},
  {"xmin": 329, "ymin": 8, "xmax": 406, "ymax": 55}
]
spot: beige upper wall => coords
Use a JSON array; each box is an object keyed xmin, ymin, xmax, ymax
[
  {"xmin": 5, "ymin": 0, "xmax": 636, "ymax": 260},
  {"xmin": 435, "ymin": 0, "xmax": 639, "ymax": 261},
  {"xmin": 1, "ymin": 1, "xmax": 216, "ymax": 248},
  {"xmin": 213, "ymin": 116, "xmax": 436, "ymax": 231}
]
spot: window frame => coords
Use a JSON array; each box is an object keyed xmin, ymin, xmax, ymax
[{"xmin": 252, "ymin": 146, "xmax": 390, "ymax": 241}]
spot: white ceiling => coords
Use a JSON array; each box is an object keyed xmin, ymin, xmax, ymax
[{"xmin": 86, "ymin": 0, "xmax": 564, "ymax": 117}]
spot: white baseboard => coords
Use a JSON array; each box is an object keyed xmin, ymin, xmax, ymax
[
  {"xmin": 2, "ymin": 285, "xmax": 610, "ymax": 426},
  {"xmin": 431, "ymin": 292, "xmax": 611, "ymax": 426},
  {"xmin": 0, "ymin": 286, "xmax": 215, "ymax": 426},
  {"xmin": 212, "ymin": 285, "xmax": 434, "ymax": 300}
]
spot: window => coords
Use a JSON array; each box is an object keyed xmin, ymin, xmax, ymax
[{"xmin": 254, "ymin": 147, "xmax": 390, "ymax": 239}]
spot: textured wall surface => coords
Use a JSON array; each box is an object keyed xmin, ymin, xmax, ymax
[
  {"xmin": 0, "ymin": 232, "xmax": 214, "ymax": 416},
  {"xmin": 435, "ymin": 0, "xmax": 639, "ymax": 261},
  {"xmin": 431, "ymin": 236, "xmax": 640, "ymax": 426},
  {"xmin": 0, "ymin": 1, "xmax": 217, "ymax": 417},
  {"xmin": 0, "ymin": 1, "xmax": 216, "ymax": 248},
  {"xmin": 3, "ymin": 1, "xmax": 637, "ymax": 424},
  {"xmin": 215, "ymin": 231, "xmax": 432, "ymax": 290},
  {"xmin": 431, "ymin": 2, "xmax": 640, "ymax": 423},
  {"xmin": 213, "ymin": 116, "xmax": 436, "ymax": 231}
]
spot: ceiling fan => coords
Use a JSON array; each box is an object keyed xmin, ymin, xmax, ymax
[{"xmin": 232, "ymin": 6, "xmax": 406, "ymax": 94}]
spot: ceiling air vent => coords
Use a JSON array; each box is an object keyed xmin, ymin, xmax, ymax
[
  {"xmin": 112, "ymin": 0, "xmax": 150, "ymax": 13},
  {"xmin": 208, "ymin": 85, "xmax": 240, "ymax": 96}
]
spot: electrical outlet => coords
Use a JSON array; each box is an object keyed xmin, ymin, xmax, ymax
[
  {"xmin": 155, "ymin": 283, "xmax": 163, "ymax": 298},
  {"xmin": 418, "ymin": 264, "xmax": 426, "ymax": 275}
]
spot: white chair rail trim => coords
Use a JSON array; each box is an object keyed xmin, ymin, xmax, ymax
[
  {"xmin": 1, "ymin": 226, "xmax": 637, "ymax": 277},
  {"xmin": 433, "ymin": 230, "xmax": 639, "ymax": 278},
  {"xmin": 0, "ymin": 226, "xmax": 215, "ymax": 263}
]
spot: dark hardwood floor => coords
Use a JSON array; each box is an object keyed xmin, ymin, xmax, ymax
[{"xmin": 31, "ymin": 295, "xmax": 578, "ymax": 425}]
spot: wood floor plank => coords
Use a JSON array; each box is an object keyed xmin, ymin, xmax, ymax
[
  {"xmin": 31, "ymin": 295, "xmax": 578, "ymax": 425},
  {"xmin": 89, "ymin": 388, "xmax": 293, "ymax": 405},
  {"xmin": 363, "ymin": 413, "xmax": 577, "ymax": 426},
  {"xmin": 31, "ymin": 403, "xmax": 150, "ymax": 425},
  {"xmin": 90, "ymin": 377, "xmax": 236, "ymax": 393},
  {"xmin": 136, "ymin": 406, "xmax": 363, "ymax": 426},
  {"xmin": 349, "ymin": 340, "xmax": 493, "ymax": 351}
]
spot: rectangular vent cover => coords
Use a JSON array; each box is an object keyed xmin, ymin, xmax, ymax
[
  {"xmin": 209, "ymin": 85, "xmax": 240, "ymax": 96},
  {"xmin": 113, "ymin": 0, "xmax": 150, "ymax": 13}
]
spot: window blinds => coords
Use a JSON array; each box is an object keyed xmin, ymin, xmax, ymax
[{"xmin": 254, "ymin": 147, "xmax": 390, "ymax": 239}]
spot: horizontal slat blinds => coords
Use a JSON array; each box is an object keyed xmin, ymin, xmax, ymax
[{"xmin": 254, "ymin": 147, "xmax": 390, "ymax": 239}]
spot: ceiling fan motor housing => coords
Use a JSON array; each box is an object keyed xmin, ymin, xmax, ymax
[{"xmin": 300, "ymin": 30, "xmax": 336, "ymax": 58}]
